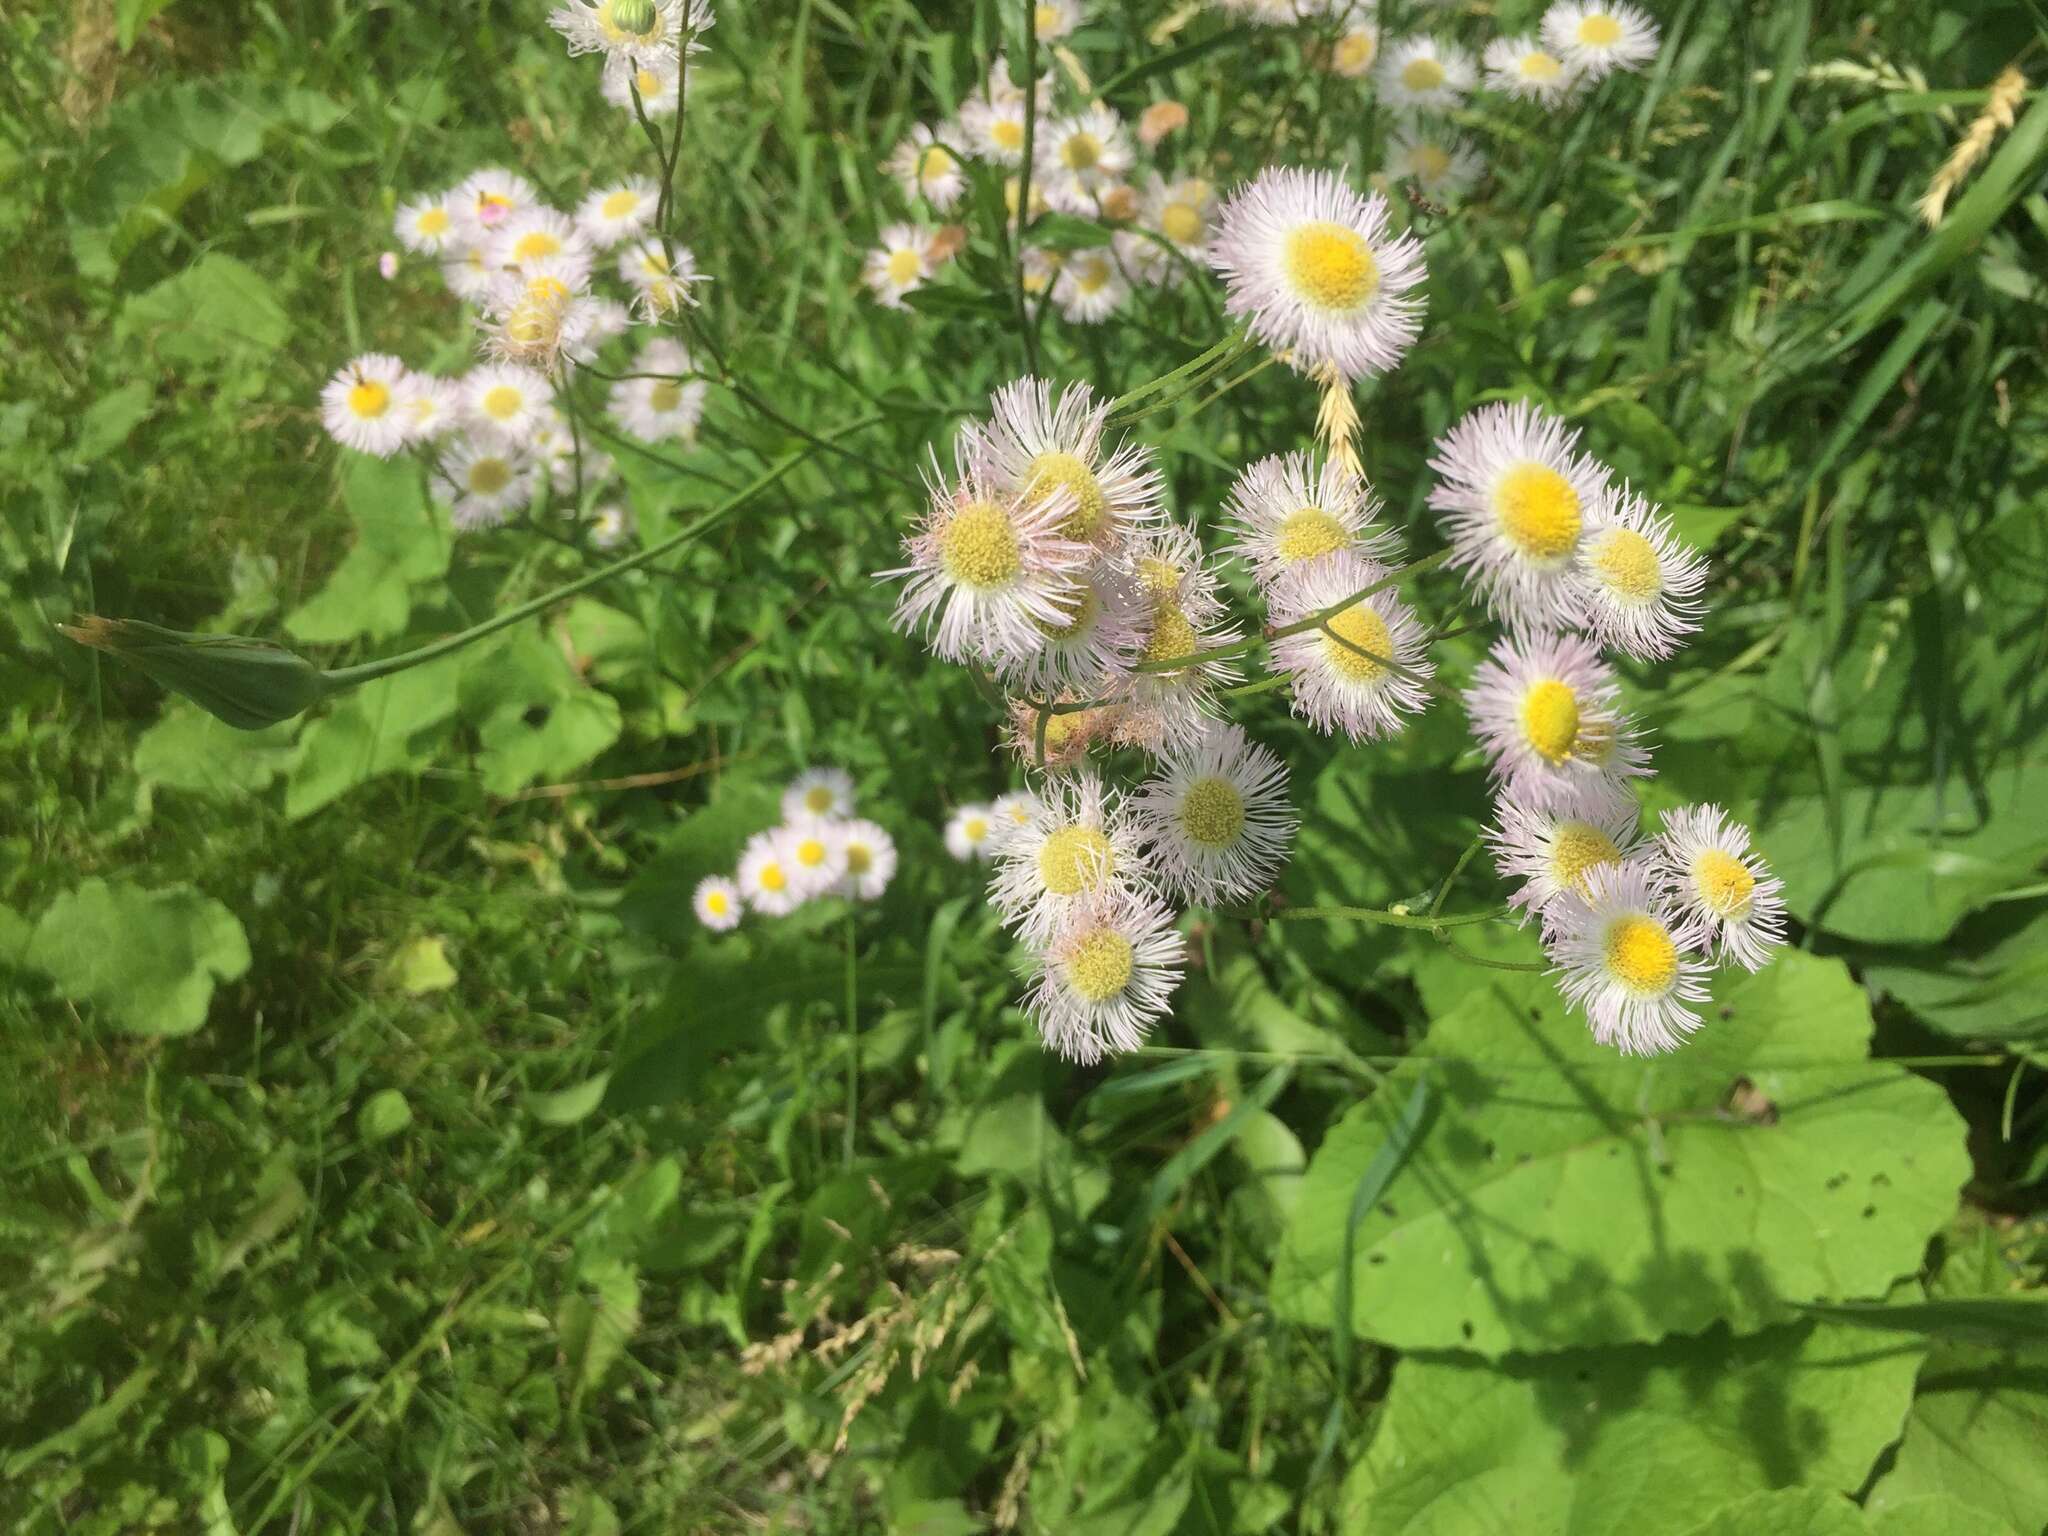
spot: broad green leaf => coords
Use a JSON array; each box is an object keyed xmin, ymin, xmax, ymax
[
  {"xmin": 287, "ymin": 455, "xmax": 448, "ymax": 644},
  {"xmin": 115, "ymin": 254, "xmax": 289, "ymax": 375},
  {"xmin": 1863, "ymin": 905, "xmax": 2048, "ymax": 1063},
  {"xmin": 72, "ymin": 381, "xmax": 154, "ymax": 463},
  {"xmin": 387, "ymin": 936, "xmax": 457, "ymax": 995},
  {"xmin": 1678, "ymin": 1490, "xmax": 1863, "ymax": 1536},
  {"xmin": 134, "ymin": 703, "xmax": 298, "ymax": 796},
  {"xmin": 528, "ymin": 1074, "xmax": 612, "ymax": 1126},
  {"xmin": 457, "ymin": 626, "xmax": 623, "ymax": 795},
  {"xmin": 1274, "ymin": 951, "xmax": 1969, "ymax": 1355},
  {"xmin": 283, "ymin": 653, "xmax": 467, "ymax": 819},
  {"xmin": 557, "ymin": 1257, "xmax": 641, "ymax": 1408},
  {"xmin": 1340, "ymin": 1319, "xmax": 1925, "ymax": 1536},
  {"xmin": 25, "ymin": 879, "xmax": 250, "ymax": 1036},
  {"xmin": 356, "ymin": 1089, "xmax": 413, "ymax": 1143}
]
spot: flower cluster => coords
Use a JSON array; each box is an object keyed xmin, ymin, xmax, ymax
[{"xmin": 696, "ymin": 769, "xmax": 900, "ymax": 929}]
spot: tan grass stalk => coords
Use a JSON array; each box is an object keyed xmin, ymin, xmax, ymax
[
  {"xmin": 1918, "ymin": 65, "xmax": 2028, "ymax": 226},
  {"xmin": 1312, "ymin": 360, "xmax": 1366, "ymax": 479}
]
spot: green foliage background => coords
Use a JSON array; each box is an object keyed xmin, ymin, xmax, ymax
[{"xmin": 3, "ymin": 0, "xmax": 2047, "ymax": 1530}]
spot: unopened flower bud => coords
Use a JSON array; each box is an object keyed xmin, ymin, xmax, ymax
[
  {"xmin": 1099, "ymin": 183, "xmax": 1140, "ymax": 222},
  {"xmin": 926, "ymin": 224, "xmax": 969, "ymax": 264},
  {"xmin": 60, "ymin": 616, "xmax": 332, "ymax": 730},
  {"xmin": 1139, "ymin": 100, "xmax": 1188, "ymax": 147},
  {"xmin": 611, "ymin": 0, "xmax": 658, "ymax": 37},
  {"xmin": 378, "ymin": 250, "xmax": 399, "ymax": 280}
]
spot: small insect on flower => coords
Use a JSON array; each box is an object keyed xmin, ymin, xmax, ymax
[
  {"xmin": 1541, "ymin": 0, "xmax": 1660, "ymax": 78},
  {"xmin": 1464, "ymin": 633, "xmax": 1651, "ymax": 807},
  {"xmin": 1220, "ymin": 451, "xmax": 1401, "ymax": 588},
  {"xmin": 601, "ymin": 51, "xmax": 682, "ymax": 116},
  {"xmin": 1269, "ymin": 553, "xmax": 1435, "ymax": 742},
  {"xmin": 863, "ymin": 224, "xmax": 936, "ymax": 310},
  {"xmin": 576, "ymin": 177, "xmax": 662, "ymax": 248},
  {"xmin": 944, "ymin": 803, "xmax": 998, "ymax": 862},
  {"xmin": 738, "ymin": 829, "xmax": 805, "ymax": 916},
  {"xmin": 1378, "ymin": 36, "xmax": 1477, "ymax": 113},
  {"xmin": 452, "ymin": 168, "xmax": 540, "ymax": 244},
  {"xmin": 462, "ymin": 363, "xmax": 554, "ymax": 446},
  {"xmin": 991, "ymin": 771, "xmax": 1147, "ymax": 941},
  {"xmin": 436, "ymin": 436, "xmax": 538, "ymax": 530},
  {"xmin": 1036, "ymin": 105, "xmax": 1135, "ymax": 215},
  {"xmin": 1546, "ymin": 860, "xmax": 1711, "ymax": 1055},
  {"xmin": 1384, "ymin": 125, "xmax": 1487, "ymax": 201},
  {"xmin": 886, "ymin": 125, "xmax": 968, "ymax": 212},
  {"xmin": 1483, "ymin": 34, "xmax": 1581, "ymax": 104},
  {"xmin": 395, "ymin": 190, "xmax": 460, "ymax": 255},
  {"xmin": 1025, "ymin": 889, "xmax": 1185, "ymax": 1064},
  {"xmin": 1208, "ymin": 166, "xmax": 1427, "ymax": 383},
  {"xmin": 976, "ymin": 377, "xmax": 1167, "ymax": 552},
  {"xmin": 1033, "ymin": 0, "xmax": 1083, "ymax": 39},
  {"xmin": 838, "ymin": 819, "xmax": 899, "ymax": 900},
  {"xmin": 588, "ymin": 502, "xmax": 635, "ymax": 549},
  {"xmin": 1427, "ymin": 399, "xmax": 1611, "ymax": 631},
  {"xmin": 1652, "ymin": 804, "xmax": 1788, "ymax": 972},
  {"xmin": 783, "ymin": 817, "xmax": 851, "ymax": 897},
  {"xmin": 785, "ymin": 769, "xmax": 855, "ymax": 821},
  {"xmin": 1486, "ymin": 782, "xmax": 1642, "ymax": 932},
  {"xmin": 1053, "ymin": 249, "xmax": 1130, "ymax": 323},
  {"xmin": 694, "ymin": 874, "xmax": 744, "ymax": 931},
  {"xmin": 1130, "ymin": 724, "xmax": 1297, "ymax": 904},
  {"xmin": 882, "ymin": 440, "xmax": 1093, "ymax": 665},
  {"xmin": 1571, "ymin": 486, "xmax": 1708, "ymax": 661},
  {"xmin": 608, "ymin": 337, "xmax": 707, "ymax": 443},
  {"xmin": 320, "ymin": 354, "xmax": 412, "ymax": 457}
]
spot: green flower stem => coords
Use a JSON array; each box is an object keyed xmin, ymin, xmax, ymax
[
  {"xmin": 843, "ymin": 913, "xmax": 860, "ymax": 1168},
  {"xmin": 1106, "ymin": 332, "xmax": 1252, "ymax": 420},
  {"xmin": 1271, "ymin": 903, "xmax": 1509, "ymax": 933},
  {"xmin": 1014, "ymin": 0, "xmax": 1042, "ymax": 377},
  {"xmin": 320, "ymin": 417, "xmax": 881, "ymax": 692}
]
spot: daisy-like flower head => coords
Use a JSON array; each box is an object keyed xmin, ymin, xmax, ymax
[
  {"xmin": 1571, "ymin": 485, "xmax": 1708, "ymax": 661},
  {"xmin": 395, "ymin": 190, "xmax": 461, "ymax": 255},
  {"xmin": 944, "ymin": 803, "xmax": 998, "ymax": 862},
  {"xmin": 1541, "ymin": 0, "xmax": 1659, "ymax": 78},
  {"xmin": 462, "ymin": 363, "xmax": 554, "ymax": 445},
  {"xmin": 737, "ymin": 828, "xmax": 804, "ymax": 916},
  {"xmin": 784, "ymin": 767, "xmax": 855, "ymax": 821},
  {"xmin": 608, "ymin": 336, "xmax": 706, "ymax": 442},
  {"xmin": 863, "ymin": 224, "xmax": 935, "ymax": 310},
  {"xmin": 960, "ymin": 88, "xmax": 1032, "ymax": 165},
  {"xmin": 548, "ymin": 0, "xmax": 710, "ymax": 63},
  {"xmin": 452, "ymin": 168, "xmax": 540, "ymax": 244},
  {"xmin": 1325, "ymin": 20, "xmax": 1380, "ymax": 78},
  {"xmin": 489, "ymin": 208, "xmax": 594, "ymax": 284},
  {"xmin": 617, "ymin": 237, "xmax": 707, "ymax": 320},
  {"xmin": 1464, "ymin": 632, "xmax": 1651, "ymax": 807},
  {"xmin": 1005, "ymin": 694, "xmax": 1115, "ymax": 771},
  {"xmin": 1054, "ymin": 249, "xmax": 1129, "ymax": 323},
  {"xmin": 1268, "ymin": 553, "xmax": 1434, "ymax": 743},
  {"xmin": 1486, "ymin": 780, "xmax": 1642, "ymax": 932},
  {"xmin": 320, "ymin": 353, "xmax": 411, "ymax": 457},
  {"xmin": 575, "ymin": 177, "xmax": 661, "ymax": 248},
  {"xmin": 436, "ymin": 436, "xmax": 537, "ymax": 530},
  {"xmin": 1484, "ymin": 34, "xmax": 1581, "ymax": 104},
  {"xmin": 975, "ymin": 377, "xmax": 1167, "ymax": 552},
  {"xmin": 838, "ymin": 819, "xmax": 898, "ymax": 901},
  {"xmin": 479, "ymin": 274, "xmax": 598, "ymax": 374},
  {"xmin": 882, "ymin": 439, "xmax": 1093, "ymax": 665},
  {"xmin": 1220, "ymin": 451, "xmax": 1401, "ymax": 588},
  {"xmin": 1130, "ymin": 724, "xmax": 1296, "ymax": 904},
  {"xmin": 1032, "ymin": 0, "xmax": 1082, "ymax": 40},
  {"xmin": 693, "ymin": 874, "xmax": 743, "ymax": 931},
  {"xmin": 442, "ymin": 244, "xmax": 496, "ymax": 302},
  {"xmin": 589, "ymin": 502, "xmax": 635, "ymax": 549},
  {"xmin": 993, "ymin": 790, "xmax": 1043, "ymax": 831},
  {"xmin": 396, "ymin": 372, "xmax": 461, "ymax": 443},
  {"xmin": 782, "ymin": 816, "xmax": 851, "ymax": 897},
  {"xmin": 1384, "ymin": 124, "xmax": 1487, "ymax": 200},
  {"xmin": 601, "ymin": 50, "xmax": 682, "ymax": 116},
  {"xmin": 1546, "ymin": 859, "xmax": 1711, "ymax": 1055},
  {"xmin": 1207, "ymin": 166, "xmax": 1426, "ymax": 383},
  {"xmin": 1119, "ymin": 174, "xmax": 1216, "ymax": 286},
  {"xmin": 1020, "ymin": 244, "xmax": 1062, "ymax": 298},
  {"xmin": 994, "ymin": 564, "xmax": 1146, "ymax": 698},
  {"xmin": 1377, "ymin": 35, "xmax": 1477, "ymax": 113},
  {"xmin": 1652, "ymin": 804, "xmax": 1787, "ymax": 972},
  {"xmin": 1426, "ymin": 399, "xmax": 1611, "ymax": 631},
  {"xmin": 886, "ymin": 124, "xmax": 968, "ymax": 212},
  {"xmin": 1036, "ymin": 105, "xmax": 1134, "ymax": 215},
  {"xmin": 991, "ymin": 770, "xmax": 1147, "ymax": 942},
  {"xmin": 1025, "ymin": 888, "xmax": 1185, "ymax": 1064}
]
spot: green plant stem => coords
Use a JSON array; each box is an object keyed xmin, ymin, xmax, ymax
[
  {"xmin": 843, "ymin": 913, "xmax": 860, "ymax": 1168},
  {"xmin": 1271, "ymin": 903, "xmax": 1509, "ymax": 933},
  {"xmin": 1013, "ymin": 0, "xmax": 1041, "ymax": 377},
  {"xmin": 1107, "ymin": 332, "xmax": 1251, "ymax": 419}
]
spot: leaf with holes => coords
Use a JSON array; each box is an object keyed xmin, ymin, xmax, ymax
[{"xmin": 1271, "ymin": 950, "xmax": 1970, "ymax": 1356}]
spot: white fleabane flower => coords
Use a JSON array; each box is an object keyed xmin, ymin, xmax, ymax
[
  {"xmin": 395, "ymin": 190, "xmax": 460, "ymax": 255},
  {"xmin": 1483, "ymin": 34, "xmax": 1580, "ymax": 103},
  {"xmin": 991, "ymin": 771, "xmax": 1147, "ymax": 942},
  {"xmin": 1208, "ymin": 166, "xmax": 1426, "ymax": 383},
  {"xmin": 452, "ymin": 168, "xmax": 539, "ymax": 245},
  {"xmin": 976, "ymin": 377, "xmax": 1166, "ymax": 551},
  {"xmin": 1130, "ymin": 724, "xmax": 1296, "ymax": 904},
  {"xmin": 462, "ymin": 363, "xmax": 554, "ymax": 445},
  {"xmin": 1219, "ymin": 451, "xmax": 1401, "ymax": 587},
  {"xmin": 886, "ymin": 124, "xmax": 967, "ymax": 211},
  {"xmin": 548, "ymin": 0, "xmax": 712, "ymax": 64},
  {"xmin": 1486, "ymin": 782, "xmax": 1642, "ymax": 932},
  {"xmin": 1652, "ymin": 804, "xmax": 1788, "ymax": 972},
  {"xmin": 1053, "ymin": 249, "xmax": 1129, "ymax": 323},
  {"xmin": 1427, "ymin": 399, "xmax": 1610, "ymax": 631},
  {"xmin": 1378, "ymin": 36, "xmax": 1476, "ymax": 113},
  {"xmin": 838, "ymin": 819, "xmax": 898, "ymax": 900},
  {"xmin": 994, "ymin": 565, "xmax": 1146, "ymax": 697},
  {"xmin": 396, "ymin": 372, "xmax": 461, "ymax": 443},
  {"xmin": 479, "ymin": 274, "xmax": 598, "ymax": 374},
  {"xmin": 436, "ymin": 436, "xmax": 536, "ymax": 530},
  {"xmin": 442, "ymin": 244, "xmax": 495, "ymax": 302},
  {"xmin": 1115, "ymin": 524, "xmax": 1244, "ymax": 748},
  {"xmin": 1384, "ymin": 124, "xmax": 1487, "ymax": 200},
  {"xmin": 601, "ymin": 51, "xmax": 681, "ymax": 116},
  {"xmin": 608, "ymin": 337, "xmax": 706, "ymax": 443},
  {"xmin": 1119, "ymin": 174, "xmax": 1216, "ymax": 286},
  {"xmin": 693, "ymin": 874, "xmax": 743, "ymax": 931},
  {"xmin": 737, "ymin": 829, "xmax": 804, "ymax": 915},
  {"xmin": 1541, "ymin": 0, "xmax": 1659, "ymax": 78},
  {"xmin": 1326, "ymin": 20, "xmax": 1379, "ymax": 77},
  {"xmin": 1464, "ymin": 633, "xmax": 1651, "ymax": 807},
  {"xmin": 617, "ymin": 237, "xmax": 706, "ymax": 320},
  {"xmin": 589, "ymin": 502, "xmax": 634, "ymax": 549},
  {"xmin": 1032, "ymin": 0, "xmax": 1082, "ymax": 40},
  {"xmin": 784, "ymin": 768, "xmax": 855, "ymax": 821},
  {"xmin": 320, "ymin": 353, "xmax": 411, "ymax": 457},
  {"xmin": 1571, "ymin": 486, "xmax": 1708, "ymax": 661},
  {"xmin": 882, "ymin": 441, "xmax": 1093, "ymax": 665},
  {"xmin": 782, "ymin": 817, "xmax": 851, "ymax": 897},
  {"xmin": 1035, "ymin": 106, "xmax": 1134, "ymax": 215},
  {"xmin": 1026, "ymin": 889, "xmax": 1184, "ymax": 1064},
  {"xmin": 1546, "ymin": 860, "xmax": 1711, "ymax": 1056},
  {"xmin": 1268, "ymin": 554, "xmax": 1434, "ymax": 742},
  {"xmin": 992, "ymin": 790, "xmax": 1042, "ymax": 831},
  {"xmin": 945, "ymin": 804, "xmax": 998, "ymax": 862},
  {"xmin": 489, "ymin": 208, "xmax": 594, "ymax": 284},
  {"xmin": 960, "ymin": 89, "xmax": 1031, "ymax": 165},
  {"xmin": 863, "ymin": 224, "xmax": 934, "ymax": 309},
  {"xmin": 576, "ymin": 177, "xmax": 661, "ymax": 248}
]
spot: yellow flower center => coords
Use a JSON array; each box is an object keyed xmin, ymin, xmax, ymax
[
  {"xmin": 467, "ymin": 458, "xmax": 512, "ymax": 496},
  {"xmin": 1322, "ymin": 603, "xmax": 1393, "ymax": 683},
  {"xmin": 1074, "ymin": 257, "xmax": 1113, "ymax": 295},
  {"xmin": 706, "ymin": 890, "xmax": 730, "ymax": 915},
  {"xmin": 846, "ymin": 843, "xmax": 873, "ymax": 875},
  {"xmin": 1034, "ymin": 3, "xmax": 1064, "ymax": 36},
  {"xmin": 1412, "ymin": 144, "xmax": 1452, "ymax": 182},
  {"xmin": 917, "ymin": 145, "xmax": 956, "ymax": 184},
  {"xmin": 804, "ymin": 786, "xmax": 835, "ymax": 813},
  {"xmin": 506, "ymin": 305, "xmax": 559, "ymax": 350},
  {"xmin": 1179, "ymin": 777, "xmax": 1245, "ymax": 849},
  {"xmin": 1143, "ymin": 603, "xmax": 1199, "ymax": 666},
  {"xmin": 1604, "ymin": 915, "xmax": 1677, "ymax": 993},
  {"xmin": 1519, "ymin": 50, "xmax": 1564, "ymax": 81},
  {"xmin": 601, "ymin": 189, "xmax": 641, "ymax": 219},
  {"xmin": 1693, "ymin": 849, "xmax": 1756, "ymax": 919},
  {"xmin": 1061, "ymin": 132, "xmax": 1101, "ymax": 172},
  {"xmin": 1038, "ymin": 709, "xmax": 1086, "ymax": 754},
  {"xmin": 940, "ymin": 501, "xmax": 1021, "ymax": 588},
  {"xmin": 796, "ymin": 837, "xmax": 828, "ymax": 868},
  {"xmin": 1161, "ymin": 200, "xmax": 1204, "ymax": 244},
  {"xmin": 1283, "ymin": 220, "xmax": 1380, "ymax": 313},
  {"xmin": 1065, "ymin": 927, "xmax": 1135, "ymax": 1001},
  {"xmin": 886, "ymin": 247, "xmax": 923, "ymax": 285},
  {"xmin": 1549, "ymin": 822, "xmax": 1622, "ymax": 897},
  {"xmin": 760, "ymin": 862, "xmax": 787, "ymax": 893},
  {"xmin": 1028, "ymin": 450, "xmax": 1108, "ymax": 540},
  {"xmin": 1275, "ymin": 507, "xmax": 1349, "ymax": 563},
  {"xmin": 1038, "ymin": 824, "xmax": 1114, "ymax": 896},
  {"xmin": 1135, "ymin": 556, "xmax": 1183, "ymax": 601},
  {"xmin": 650, "ymin": 380, "xmax": 685, "ymax": 412},
  {"xmin": 1520, "ymin": 679, "xmax": 1581, "ymax": 764},
  {"xmin": 993, "ymin": 118, "xmax": 1025, "ymax": 151},
  {"xmin": 512, "ymin": 230, "xmax": 562, "ymax": 262},
  {"xmin": 1334, "ymin": 31, "xmax": 1377, "ymax": 73},
  {"xmin": 963, "ymin": 816, "xmax": 989, "ymax": 843},
  {"xmin": 1578, "ymin": 13, "xmax": 1624, "ymax": 46},
  {"xmin": 1034, "ymin": 581, "xmax": 1099, "ymax": 640},
  {"xmin": 1591, "ymin": 528, "xmax": 1662, "ymax": 602},
  {"xmin": 1494, "ymin": 463, "xmax": 1582, "ymax": 561},
  {"xmin": 482, "ymin": 385, "xmax": 524, "ymax": 422},
  {"xmin": 634, "ymin": 68, "xmax": 662, "ymax": 97},
  {"xmin": 417, "ymin": 207, "xmax": 451, "ymax": 236},
  {"xmin": 1401, "ymin": 56, "xmax": 1447, "ymax": 92},
  {"xmin": 347, "ymin": 380, "xmax": 391, "ymax": 419}
]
